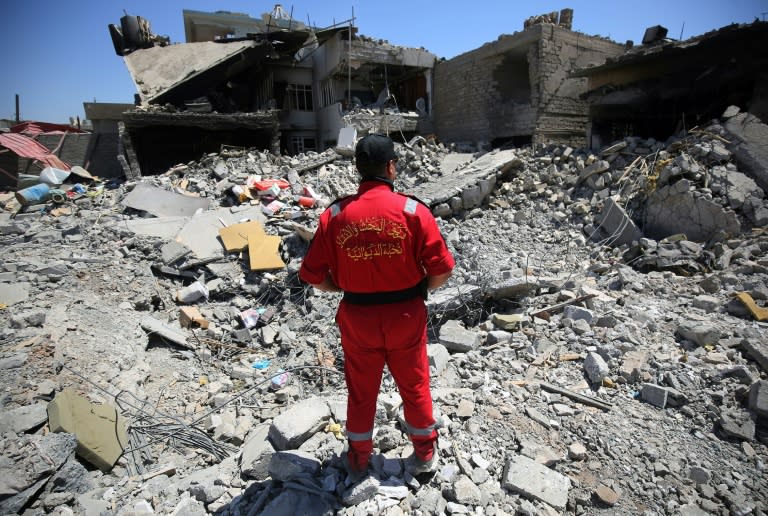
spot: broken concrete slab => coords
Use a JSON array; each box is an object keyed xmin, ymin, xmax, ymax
[
  {"xmin": 501, "ymin": 454, "xmax": 571, "ymax": 509},
  {"xmin": 176, "ymin": 206, "xmax": 266, "ymax": 261},
  {"xmin": 0, "ymin": 402, "xmax": 48, "ymax": 434},
  {"xmin": 438, "ymin": 320, "xmax": 481, "ymax": 353},
  {"xmin": 407, "ymin": 149, "xmax": 522, "ymax": 209},
  {"xmin": 596, "ymin": 197, "xmax": 643, "ymax": 246},
  {"xmin": 140, "ymin": 316, "xmax": 191, "ymax": 349},
  {"xmin": 0, "ymin": 432, "xmax": 78, "ymax": 515},
  {"xmin": 675, "ymin": 319, "xmax": 722, "ymax": 347},
  {"xmin": 724, "ymin": 112, "xmax": 768, "ymax": 192},
  {"xmin": 268, "ymin": 397, "xmax": 332, "ymax": 450},
  {"xmin": 124, "ymin": 40, "xmax": 263, "ymax": 103},
  {"xmin": 122, "ymin": 216, "xmax": 191, "ymax": 239},
  {"xmin": 268, "ymin": 450, "xmax": 322, "ymax": 482},
  {"xmin": 47, "ymin": 388, "xmax": 129, "ymax": 472},
  {"xmin": 644, "ymin": 179, "xmax": 741, "ymax": 242},
  {"xmin": 122, "ymin": 182, "xmax": 211, "ymax": 218},
  {"xmin": 741, "ymin": 338, "xmax": 768, "ymax": 372},
  {"xmin": 748, "ymin": 380, "xmax": 768, "ymax": 418},
  {"xmin": 0, "ymin": 282, "xmax": 30, "ymax": 306}
]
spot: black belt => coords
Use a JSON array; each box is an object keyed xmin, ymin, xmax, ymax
[{"xmin": 343, "ymin": 279, "xmax": 427, "ymax": 305}]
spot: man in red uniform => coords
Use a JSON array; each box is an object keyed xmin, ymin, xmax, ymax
[{"xmin": 299, "ymin": 134, "xmax": 455, "ymax": 480}]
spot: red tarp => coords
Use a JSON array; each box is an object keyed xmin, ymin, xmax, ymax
[
  {"xmin": 10, "ymin": 121, "xmax": 85, "ymax": 135},
  {"xmin": 0, "ymin": 133, "xmax": 71, "ymax": 170}
]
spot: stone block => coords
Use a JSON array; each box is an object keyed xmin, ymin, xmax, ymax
[
  {"xmin": 675, "ymin": 319, "xmax": 721, "ymax": 346},
  {"xmin": 268, "ymin": 397, "xmax": 331, "ymax": 450},
  {"xmin": 268, "ymin": 450, "xmax": 321, "ymax": 482},
  {"xmin": 428, "ymin": 343, "xmax": 450, "ymax": 375},
  {"xmin": 584, "ymin": 352, "xmax": 609, "ymax": 384},
  {"xmin": 596, "ymin": 197, "xmax": 642, "ymax": 246},
  {"xmin": 0, "ymin": 402, "xmax": 48, "ymax": 434},
  {"xmin": 748, "ymin": 380, "xmax": 768, "ymax": 418},
  {"xmin": 562, "ymin": 305, "xmax": 594, "ymax": 324},
  {"xmin": 641, "ymin": 383, "xmax": 668, "ymax": 409},
  {"xmin": 741, "ymin": 338, "xmax": 768, "ymax": 372},
  {"xmin": 47, "ymin": 389, "xmax": 128, "ymax": 472},
  {"xmin": 502, "ymin": 455, "xmax": 571, "ymax": 510},
  {"xmin": 438, "ymin": 320, "xmax": 481, "ymax": 353}
]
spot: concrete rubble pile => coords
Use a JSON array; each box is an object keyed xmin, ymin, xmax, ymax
[{"xmin": 0, "ymin": 108, "xmax": 766, "ymax": 515}]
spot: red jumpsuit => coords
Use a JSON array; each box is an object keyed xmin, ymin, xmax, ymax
[{"xmin": 299, "ymin": 180, "xmax": 455, "ymax": 470}]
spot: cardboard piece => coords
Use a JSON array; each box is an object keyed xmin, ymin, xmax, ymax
[
  {"xmin": 219, "ymin": 220, "xmax": 266, "ymax": 252},
  {"xmin": 47, "ymin": 388, "xmax": 129, "ymax": 472},
  {"xmin": 248, "ymin": 234, "xmax": 285, "ymax": 271}
]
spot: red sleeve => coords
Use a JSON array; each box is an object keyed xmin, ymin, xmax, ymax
[
  {"xmin": 299, "ymin": 213, "xmax": 332, "ymax": 285},
  {"xmin": 418, "ymin": 207, "xmax": 455, "ymax": 276}
]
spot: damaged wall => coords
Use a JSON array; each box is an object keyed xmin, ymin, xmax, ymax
[
  {"xmin": 433, "ymin": 23, "xmax": 624, "ymax": 148},
  {"xmin": 578, "ymin": 22, "xmax": 768, "ymax": 148}
]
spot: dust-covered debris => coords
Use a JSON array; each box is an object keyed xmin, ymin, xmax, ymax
[{"xmin": 0, "ymin": 107, "xmax": 766, "ymax": 515}]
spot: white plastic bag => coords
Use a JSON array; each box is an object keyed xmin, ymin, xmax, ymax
[{"xmin": 39, "ymin": 167, "xmax": 71, "ymax": 186}]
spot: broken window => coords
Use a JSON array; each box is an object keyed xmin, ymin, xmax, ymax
[
  {"xmin": 286, "ymin": 84, "xmax": 314, "ymax": 111},
  {"xmin": 291, "ymin": 136, "xmax": 316, "ymax": 154},
  {"xmin": 319, "ymin": 78, "xmax": 336, "ymax": 108}
]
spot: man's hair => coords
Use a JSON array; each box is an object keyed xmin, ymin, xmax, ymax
[{"xmin": 356, "ymin": 158, "xmax": 387, "ymax": 179}]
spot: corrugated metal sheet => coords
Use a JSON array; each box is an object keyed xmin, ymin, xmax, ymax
[
  {"xmin": 0, "ymin": 133, "xmax": 71, "ymax": 170},
  {"xmin": 11, "ymin": 121, "xmax": 85, "ymax": 135}
]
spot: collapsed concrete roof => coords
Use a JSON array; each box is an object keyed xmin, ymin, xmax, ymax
[
  {"xmin": 572, "ymin": 21, "xmax": 768, "ymax": 133},
  {"xmin": 124, "ymin": 40, "xmax": 270, "ymax": 105}
]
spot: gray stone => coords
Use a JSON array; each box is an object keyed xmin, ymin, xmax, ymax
[
  {"xmin": 268, "ymin": 397, "xmax": 331, "ymax": 450},
  {"xmin": 428, "ymin": 343, "xmax": 450, "ymax": 375},
  {"xmin": 486, "ymin": 330, "xmax": 513, "ymax": 345},
  {"xmin": 689, "ymin": 466, "xmax": 712, "ymax": 484},
  {"xmin": 568, "ymin": 442, "xmax": 588, "ymax": 460},
  {"xmin": 562, "ymin": 305, "xmax": 594, "ymax": 324},
  {"xmin": 342, "ymin": 475, "xmax": 380, "ymax": 506},
  {"xmin": 0, "ymin": 433, "xmax": 77, "ymax": 514},
  {"xmin": 268, "ymin": 450, "xmax": 321, "ymax": 482},
  {"xmin": 676, "ymin": 319, "xmax": 721, "ymax": 346},
  {"xmin": 449, "ymin": 474, "xmax": 482, "ymax": 505},
  {"xmin": 502, "ymin": 455, "xmax": 571, "ymax": 510},
  {"xmin": 0, "ymin": 402, "xmax": 48, "ymax": 433},
  {"xmin": 189, "ymin": 481, "xmax": 227, "ymax": 504},
  {"xmin": 709, "ymin": 167, "xmax": 763, "ymax": 210},
  {"xmin": 595, "ymin": 197, "xmax": 643, "ymax": 246},
  {"xmin": 571, "ymin": 318, "xmax": 592, "ymax": 335},
  {"xmin": 748, "ymin": 380, "xmax": 768, "ymax": 418},
  {"xmin": 438, "ymin": 320, "xmax": 481, "ymax": 353},
  {"xmin": 584, "ymin": 352, "xmax": 609, "ymax": 384},
  {"xmin": 0, "ymin": 353, "xmax": 28, "ymax": 370},
  {"xmin": 519, "ymin": 439, "xmax": 562, "ymax": 466},
  {"xmin": 619, "ymin": 350, "xmax": 648, "ymax": 383},
  {"xmin": 0, "ymin": 282, "xmax": 30, "ymax": 306},
  {"xmin": 719, "ymin": 411, "xmax": 756, "ymax": 441},
  {"xmin": 641, "ymin": 383, "xmax": 669, "ymax": 409},
  {"xmin": 724, "ymin": 112, "xmax": 768, "ymax": 192},
  {"xmin": 698, "ymin": 275, "xmax": 721, "ymax": 294},
  {"xmin": 741, "ymin": 338, "xmax": 768, "ymax": 372},
  {"xmin": 692, "ymin": 295, "xmax": 720, "ymax": 313},
  {"xmin": 644, "ymin": 180, "xmax": 741, "ymax": 241}
]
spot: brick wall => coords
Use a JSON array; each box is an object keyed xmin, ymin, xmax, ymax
[
  {"xmin": 434, "ymin": 25, "xmax": 624, "ymax": 147},
  {"xmin": 37, "ymin": 133, "xmax": 91, "ymax": 168},
  {"xmin": 532, "ymin": 27, "xmax": 625, "ymax": 147}
]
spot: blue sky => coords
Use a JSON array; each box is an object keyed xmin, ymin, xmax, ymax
[{"xmin": 1, "ymin": 0, "xmax": 765, "ymax": 123}]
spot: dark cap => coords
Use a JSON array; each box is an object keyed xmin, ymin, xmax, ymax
[{"xmin": 355, "ymin": 134, "xmax": 397, "ymax": 164}]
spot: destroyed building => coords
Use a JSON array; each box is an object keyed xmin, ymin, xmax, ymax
[
  {"xmin": 114, "ymin": 7, "xmax": 436, "ymax": 175},
  {"xmin": 432, "ymin": 9, "xmax": 626, "ymax": 149},
  {"xmin": 574, "ymin": 21, "xmax": 768, "ymax": 150}
]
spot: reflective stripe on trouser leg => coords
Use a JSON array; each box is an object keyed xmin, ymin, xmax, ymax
[
  {"xmin": 381, "ymin": 298, "xmax": 437, "ymax": 460},
  {"xmin": 337, "ymin": 300, "xmax": 387, "ymax": 471}
]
